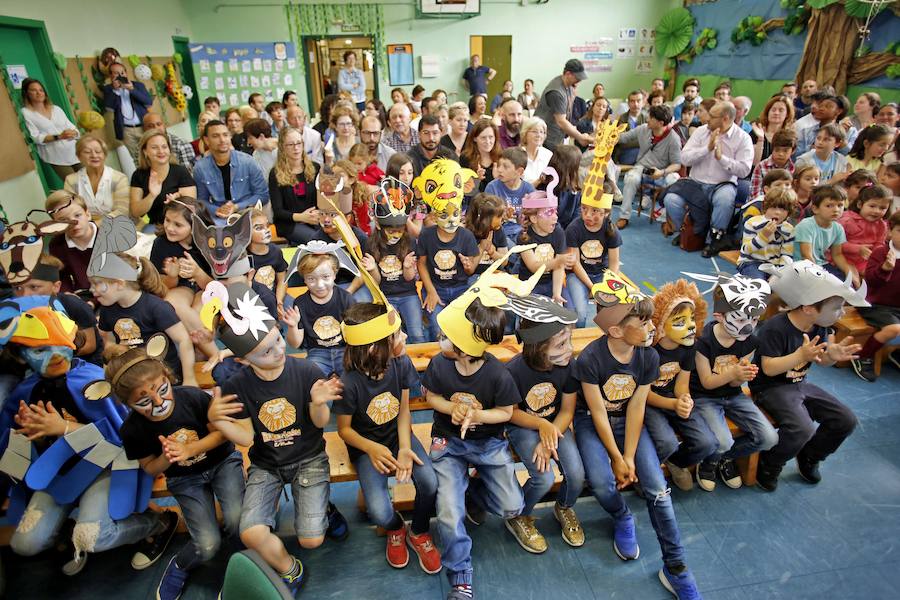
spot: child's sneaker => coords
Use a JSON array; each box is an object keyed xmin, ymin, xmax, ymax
[
  {"xmin": 132, "ymin": 511, "xmax": 179, "ymax": 570},
  {"xmin": 447, "ymin": 584, "xmax": 474, "ymax": 599},
  {"xmin": 718, "ymin": 459, "xmax": 742, "ymax": 489},
  {"xmin": 505, "ymin": 515, "xmax": 548, "ymax": 554},
  {"xmin": 659, "ymin": 564, "xmax": 702, "ymax": 599},
  {"xmin": 851, "ymin": 357, "xmax": 877, "ymax": 382},
  {"xmin": 464, "ymin": 492, "xmax": 486, "ymax": 526},
  {"xmin": 326, "ymin": 503, "xmax": 349, "ymax": 541},
  {"xmin": 385, "ymin": 525, "xmax": 409, "ymax": 569},
  {"xmin": 553, "ymin": 503, "xmax": 585, "ymax": 547},
  {"xmin": 407, "ymin": 527, "xmax": 442, "ymax": 574},
  {"xmin": 696, "ymin": 461, "xmax": 717, "ymax": 492},
  {"xmin": 157, "ymin": 556, "xmax": 189, "ymax": 600},
  {"xmin": 756, "ymin": 461, "xmax": 782, "ymax": 492},
  {"xmin": 280, "ymin": 556, "xmax": 305, "ymax": 597},
  {"xmin": 665, "ymin": 461, "xmax": 694, "ymax": 492},
  {"xmin": 612, "ymin": 514, "xmax": 639, "ymax": 560},
  {"xmin": 796, "ymin": 454, "xmax": 821, "ymax": 484}
]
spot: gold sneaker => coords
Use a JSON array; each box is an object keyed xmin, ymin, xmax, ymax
[
  {"xmin": 505, "ymin": 516, "xmax": 548, "ymax": 554},
  {"xmin": 553, "ymin": 503, "xmax": 585, "ymax": 547}
]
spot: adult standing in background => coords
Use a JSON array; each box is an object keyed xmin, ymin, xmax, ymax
[
  {"xmin": 21, "ymin": 77, "xmax": 80, "ymax": 180},
  {"xmin": 534, "ymin": 59, "xmax": 594, "ymax": 149},
  {"xmin": 103, "ymin": 62, "xmax": 153, "ymax": 164},
  {"xmin": 461, "ymin": 54, "xmax": 495, "ymax": 97},
  {"xmin": 64, "ymin": 135, "xmax": 129, "ymax": 220},
  {"xmin": 517, "ymin": 79, "xmax": 538, "ymax": 116},
  {"xmin": 338, "ymin": 51, "xmax": 367, "ymax": 111}
]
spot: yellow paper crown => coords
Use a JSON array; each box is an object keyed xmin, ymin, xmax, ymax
[
  {"xmin": 582, "ymin": 120, "xmax": 627, "ymax": 211},
  {"xmin": 436, "ymin": 245, "xmax": 544, "ymax": 357}
]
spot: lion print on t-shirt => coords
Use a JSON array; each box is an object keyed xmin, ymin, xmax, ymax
[
  {"xmin": 525, "ymin": 382, "xmax": 556, "ymax": 417},
  {"xmin": 713, "ymin": 355, "xmax": 739, "ymax": 375},
  {"xmin": 581, "ymin": 240, "xmax": 604, "ymax": 262},
  {"xmin": 533, "ymin": 243, "xmax": 555, "ymax": 263},
  {"xmin": 434, "ymin": 249, "xmax": 457, "ymax": 271},
  {"xmin": 654, "ymin": 361, "xmax": 681, "ymax": 388},
  {"xmin": 254, "ymin": 265, "xmax": 276, "ymax": 289},
  {"xmin": 258, "ymin": 397, "xmax": 297, "ymax": 432},
  {"xmin": 602, "ymin": 373, "xmax": 636, "ymax": 412},
  {"xmin": 450, "ymin": 392, "xmax": 481, "ymax": 431},
  {"xmin": 379, "ymin": 255, "xmax": 402, "ymax": 282},
  {"xmin": 169, "ymin": 428, "xmax": 206, "ymax": 466},
  {"xmin": 313, "ymin": 316, "xmax": 342, "ymax": 346},
  {"xmin": 114, "ymin": 318, "xmax": 144, "ymax": 346},
  {"xmin": 366, "ymin": 392, "xmax": 400, "ymax": 425}
]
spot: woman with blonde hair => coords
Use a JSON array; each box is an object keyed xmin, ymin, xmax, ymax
[
  {"xmin": 21, "ymin": 77, "xmax": 81, "ymax": 179},
  {"xmin": 64, "ymin": 135, "xmax": 130, "ymax": 220},
  {"xmin": 442, "ymin": 103, "xmax": 470, "ymax": 155},
  {"xmin": 191, "ymin": 111, "xmax": 218, "ymax": 156},
  {"xmin": 129, "ymin": 131, "xmax": 196, "ymax": 225},
  {"xmin": 269, "ymin": 127, "xmax": 320, "ymax": 244}
]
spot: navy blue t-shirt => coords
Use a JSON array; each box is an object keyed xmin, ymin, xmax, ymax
[
  {"xmin": 518, "ymin": 224, "xmax": 568, "ymax": 284},
  {"xmin": 416, "ymin": 225, "xmax": 479, "ymax": 289},
  {"xmin": 292, "ymin": 286, "xmax": 354, "ymax": 349},
  {"xmin": 98, "ymin": 292, "xmax": 180, "ymax": 370},
  {"xmin": 249, "ymin": 245, "xmax": 288, "ymax": 295},
  {"xmin": 575, "ymin": 336, "xmax": 660, "ymax": 417},
  {"xmin": 651, "ymin": 343, "xmax": 695, "ymax": 398},
  {"xmin": 506, "ymin": 354, "xmax": 579, "ymax": 421},
  {"xmin": 689, "ymin": 321, "xmax": 758, "ymax": 398},
  {"xmin": 565, "ymin": 218, "xmax": 622, "ymax": 275},
  {"xmin": 368, "ymin": 239, "xmax": 418, "ymax": 298},
  {"xmin": 462, "ymin": 66, "xmax": 491, "ymax": 96},
  {"xmin": 750, "ymin": 312, "xmax": 830, "ymax": 393},
  {"xmin": 472, "ymin": 228, "xmax": 509, "ymax": 275},
  {"xmin": 150, "ymin": 235, "xmax": 210, "ymax": 290}
]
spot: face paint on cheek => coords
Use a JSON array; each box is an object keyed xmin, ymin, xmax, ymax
[
  {"xmin": 722, "ymin": 311, "xmax": 758, "ymax": 341},
  {"xmin": 439, "ymin": 335, "xmax": 456, "ymax": 358},
  {"xmin": 21, "ymin": 346, "xmax": 74, "ymax": 377},
  {"xmin": 623, "ymin": 321, "xmax": 655, "ymax": 347},
  {"xmin": 814, "ymin": 298, "xmax": 845, "ymax": 327},
  {"xmin": 386, "ymin": 231, "xmax": 403, "ymax": 245},
  {"xmin": 664, "ymin": 308, "xmax": 697, "ymax": 346}
]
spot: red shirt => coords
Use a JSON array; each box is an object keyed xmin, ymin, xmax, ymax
[{"xmin": 864, "ymin": 242, "xmax": 899, "ymax": 308}]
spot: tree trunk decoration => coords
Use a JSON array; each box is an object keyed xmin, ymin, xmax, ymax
[{"xmin": 794, "ymin": 4, "xmax": 860, "ymax": 94}]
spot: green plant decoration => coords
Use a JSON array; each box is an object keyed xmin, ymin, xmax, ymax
[
  {"xmin": 52, "ymin": 52, "xmax": 67, "ymax": 71},
  {"xmin": 0, "ymin": 52, "xmax": 40, "ymax": 163},
  {"xmin": 887, "ymin": 64, "xmax": 900, "ymax": 79},
  {"xmin": 781, "ymin": 0, "xmax": 811, "ymax": 35},
  {"xmin": 127, "ymin": 54, "xmax": 141, "ymax": 67},
  {"xmin": 76, "ymin": 56, "xmax": 104, "ymax": 114},
  {"xmin": 172, "ymin": 53, "xmax": 182, "ymax": 65},
  {"xmin": 656, "ymin": 8, "xmax": 695, "ymax": 58},
  {"xmin": 844, "ymin": 0, "xmax": 891, "ymax": 19},
  {"xmin": 675, "ymin": 28, "xmax": 718, "ymax": 64}
]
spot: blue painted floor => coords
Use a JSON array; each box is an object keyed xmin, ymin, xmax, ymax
[{"xmin": 5, "ymin": 215, "xmax": 900, "ymax": 599}]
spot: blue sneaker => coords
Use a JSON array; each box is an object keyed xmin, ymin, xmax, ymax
[
  {"xmin": 613, "ymin": 514, "xmax": 639, "ymax": 560},
  {"xmin": 156, "ymin": 556, "xmax": 189, "ymax": 600},
  {"xmin": 326, "ymin": 503, "xmax": 349, "ymax": 541},
  {"xmin": 281, "ymin": 557, "xmax": 306, "ymax": 597},
  {"xmin": 659, "ymin": 565, "xmax": 702, "ymax": 599}
]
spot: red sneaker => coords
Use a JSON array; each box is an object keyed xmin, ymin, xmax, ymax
[
  {"xmin": 406, "ymin": 527, "xmax": 442, "ymax": 574},
  {"xmin": 385, "ymin": 526, "xmax": 409, "ymax": 569}
]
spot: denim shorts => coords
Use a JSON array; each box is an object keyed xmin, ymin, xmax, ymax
[{"xmin": 239, "ymin": 451, "xmax": 330, "ymax": 538}]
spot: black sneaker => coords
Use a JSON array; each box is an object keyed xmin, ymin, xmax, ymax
[
  {"xmin": 671, "ymin": 233, "xmax": 681, "ymax": 246},
  {"xmin": 756, "ymin": 462, "xmax": 782, "ymax": 492},
  {"xmin": 326, "ymin": 503, "xmax": 349, "ymax": 541},
  {"xmin": 887, "ymin": 350, "xmax": 900, "ymax": 371},
  {"xmin": 702, "ymin": 236, "xmax": 731, "ymax": 259},
  {"xmin": 718, "ymin": 459, "xmax": 742, "ymax": 489},
  {"xmin": 851, "ymin": 357, "xmax": 877, "ymax": 382},
  {"xmin": 696, "ymin": 461, "xmax": 717, "ymax": 492},
  {"xmin": 131, "ymin": 511, "xmax": 178, "ymax": 570},
  {"xmin": 797, "ymin": 455, "xmax": 822, "ymax": 484},
  {"xmin": 465, "ymin": 493, "xmax": 486, "ymax": 526}
]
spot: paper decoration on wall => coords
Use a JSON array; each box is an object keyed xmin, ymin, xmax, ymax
[{"xmin": 190, "ymin": 42, "xmax": 298, "ymax": 108}]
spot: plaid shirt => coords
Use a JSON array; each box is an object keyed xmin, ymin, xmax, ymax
[
  {"xmin": 169, "ymin": 133, "xmax": 196, "ymax": 172},
  {"xmin": 382, "ymin": 128, "xmax": 419, "ymax": 154},
  {"xmin": 749, "ymin": 156, "xmax": 794, "ymax": 199}
]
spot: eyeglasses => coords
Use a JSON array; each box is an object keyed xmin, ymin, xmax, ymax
[
  {"xmin": 336, "ymin": 121, "xmax": 355, "ymax": 128},
  {"xmin": 361, "ymin": 130, "xmax": 381, "ymax": 137}
]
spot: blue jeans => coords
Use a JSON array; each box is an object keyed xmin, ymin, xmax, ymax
[
  {"xmin": 355, "ymin": 436, "xmax": 437, "ymax": 533},
  {"xmin": 532, "ymin": 278, "xmax": 573, "ymax": 308},
  {"xmin": 736, "ymin": 260, "xmax": 769, "ymax": 281},
  {"xmin": 642, "ymin": 406, "xmax": 718, "ymax": 468},
  {"xmin": 573, "ymin": 411, "xmax": 686, "ymax": 569},
  {"xmin": 664, "ymin": 182, "xmax": 738, "ymax": 242},
  {"xmin": 693, "ymin": 393, "xmax": 779, "ymax": 463},
  {"xmin": 502, "ymin": 221, "xmax": 522, "ymax": 244},
  {"xmin": 428, "ymin": 284, "xmax": 469, "ymax": 341},
  {"xmin": 506, "ymin": 425, "xmax": 585, "ymax": 516},
  {"xmin": 431, "ymin": 435, "xmax": 524, "ymax": 586},
  {"xmin": 566, "ymin": 271, "xmax": 604, "ymax": 328},
  {"xmin": 283, "ymin": 222, "xmax": 319, "ymax": 245},
  {"xmin": 212, "ymin": 356, "xmax": 248, "ymax": 385},
  {"xmin": 11, "ymin": 472, "xmax": 162, "ymax": 557},
  {"xmin": 388, "ymin": 293, "xmax": 427, "ymax": 344},
  {"xmin": 620, "ymin": 169, "xmax": 680, "ymax": 222},
  {"xmin": 337, "ymin": 281, "xmax": 373, "ymax": 304},
  {"xmin": 165, "ymin": 451, "xmax": 246, "ymax": 570},
  {"xmin": 306, "ymin": 347, "xmax": 345, "ymax": 378}
]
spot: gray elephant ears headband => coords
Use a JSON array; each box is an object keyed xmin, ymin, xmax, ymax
[
  {"xmin": 87, "ymin": 215, "xmax": 139, "ymax": 281},
  {"xmin": 284, "ymin": 239, "xmax": 360, "ymax": 287},
  {"xmin": 759, "ymin": 257, "xmax": 869, "ymax": 309}
]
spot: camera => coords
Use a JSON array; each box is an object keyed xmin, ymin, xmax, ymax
[{"xmin": 116, "ymin": 75, "xmax": 129, "ymax": 84}]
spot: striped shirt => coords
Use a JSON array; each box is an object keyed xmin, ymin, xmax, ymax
[{"xmin": 739, "ymin": 215, "xmax": 794, "ymax": 267}]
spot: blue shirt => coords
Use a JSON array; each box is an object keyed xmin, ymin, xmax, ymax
[
  {"xmin": 795, "ymin": 122, "xmax": 857, "ymax": 158},
  {"xmin": 462, "ymin": 66, "xmax": 491, "ymax": 96},
  {"xmin": 194, "ymin": 150, "xmax": 269, "ymax": 224}
]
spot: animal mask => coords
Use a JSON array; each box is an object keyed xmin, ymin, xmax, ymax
[
  {"xmin": 682, "ymin": 271, "xmax": 771, "ymax": 317},
  {"xmin": 582, "ymin": 120, "xmax": 626, "ymax": 210},
  {"xmin": 192, "ymin": 211, "xmax": 252, "ymax": 278},
  {"xmin": 760, "ymin": 258, "xmax": 869, "ymax": 309},
  {"xmin": 651, "ymin": 279, "xmax": 708, "ymax": 345},
  {"xmin": 522, "ymin": 167, "xmax": 559, "ymax": 210},
  {"xmin": 87, "ymin": 216, "xmax": 139, "ymax": 281},
  {"xmin": 591, "ymin": 269, "xmax": 648, "ymax": 330},
  {"xmin": 316, "ymin": 173, "xmax": 352, "ymax": 213},
  {"xmin": 284, "ymin": 240, "xmax": 360, "ymax": 287},
  {"xmin": 411, "ymin": 159, "xmax": 478, "ymax": 214},
  {"xmin": 373, "ymin": 177, "xmax": 414, "ymax": 228},
  {"xmin": 0, "ymin": 211, "xmax": 71, "ymax": 284},
  {"xmin": 201, "ymin": 281, "xmax": 277, "ymax": 357}
]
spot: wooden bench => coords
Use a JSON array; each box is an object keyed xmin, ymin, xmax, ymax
[
  {"xmin": 719, "ymin": 250, "xmax": 740, "ymax": 266},
  {"xmin": 833, "ymin": 307, "xmax": 876, "ymax": 368}
]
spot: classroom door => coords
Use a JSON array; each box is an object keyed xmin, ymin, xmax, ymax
[
  {"xmin": 303, "ymin": 36, "xmax": 376, "ymax": 120},
  {"xmin": 173, "ymin": 36, "xmax": 202, "ymax": 138},
  {"xmin": 0, "ymin": 21, "xmax": 68, "ymax": 191},
  {"xmin": 470, "ymin": 35, "xmax": 511, "ymax": 106}
]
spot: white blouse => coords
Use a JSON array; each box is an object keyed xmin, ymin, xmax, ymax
[
  {"xmin": 64, "ymin": 166, "xmax": 130, "ymax": 218},
  {"xmin": 523, "ymin": 145, "xmax": 553, "ymax": 186},
  {"xmin": 22, "ymin": 105, "xmax": 79, "ymax": 166}
]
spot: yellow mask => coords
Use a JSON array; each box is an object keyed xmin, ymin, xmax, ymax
[
  {"xmin": 664, "ymin": 306, "xmax": 697, "ymax": 346},
  {"xmin": 590, "ymin": 269, "xmax": 647, "ymax": 331},
  {"xmin": 411, "ymin": 159, "xmax": 478, "ymax": 214},
  {"xmin": 650, "ymin": 279, "xmax": 708, "ymax": 345}
]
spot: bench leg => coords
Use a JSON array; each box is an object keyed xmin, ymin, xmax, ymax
[{"xmin": 736, "ymin": 453, "xmax": 759, "ymax": 487}]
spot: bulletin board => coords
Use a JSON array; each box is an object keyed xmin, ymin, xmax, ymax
[
  {"xmin": 0, "ymin": 74, "xmax": 35, "ymax": 183},
  {"xmin": 188, "ymin": 42, "xmax": 298, "ymax": 108},
  {"xmin": 61, "ymin": 56, "xmax": 186, "ymax": 150},
  {"xmin": 387, "ymin": 44, "xmax": 415, "ymax": 86}
]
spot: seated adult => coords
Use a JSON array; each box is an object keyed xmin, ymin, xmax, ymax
[
  {"xmin": 269, "ymin": 126, "xmax": 320, "ymax": 244},
  {"xmin": 575, "ymin": 96, "xmax": 611, "ymax": 151},
  {"xmin": 490, "ymin": 80, "xmax": 514, "ymax": 113},
  {"xmin": 468, "ymin": 94, "xmax": 488, "ymax": 125},
  {"xmin": 843, "ymin": 92, "xmax": 880, "ymax": 131},
  {"xmin": 243, "ymin": 118, "xmax": 278, "ymax": 178},
  {"xmin": 323, "ymin": 105, "xmax": 359, "ymax": 165},
  {"xmin": 357, "ymin": 115, "xmax": 395, "ymax": 171},
  {"xmin": 662, "ymin": 101, "xmax": 753, "ymax": 257},
  {"xmin": 285, "ymin": 104, "xmax": 323, "ymax": 164},
  {"xmin": 673, "ymin": 79, "xmax": 701, "ymax": 122},
  {"xmin": 64, "ymin": 135, "xmax": 129, "ymax": 221},
  {"xmin": 224, "ymin": 107, "xmax": 251, "ymax": 155},
  {"xmin": 142, "ymin": 111, "xmax": 196, "ymax": 170},
  {"xmin": 517, "ymin": 79, "xmax": 538, "ymax": 115},
  {"xmin": 794, "ymin": 79, "xmax": 818, "ymax": 118},
  {"xmin": 750, "ymin": 94, "xmax": 795, "ymax": 164},
  {"xmin": 383, "ymin": 102, "xmax": 419, "ymax": 153},
  {"xmin": 520, "ymin": 116, "xmax": 552, "ymax": 186},
  {"xmin": 191, "ymin": 111, "xmax": 217, "ymax": 157},
  {"xmin": 193, "ymin": 120, "xmax": 269, "ymax": 223},
  {"xmin": 497, "ymin": 98, "xmax": 524, "ymax": 149},
  {"xmin": 615, "ymin": 105, "xmax": 682, "ymax": 229},
  {"xmin": 21, "ymin": 77, "xmax": 80, "ymax": 180},
  {"xmin": 459, "ymin": 119, "xmax": 501, "ymax": 195},
  {"xmin": 129, "ymin": 130, "xmax": 196, "ymax": 226},
  {"xmin": 441, "ymin": 103, "xmax": 470, "ymax": 156},
  {"xmin": 408, "ymin": 115, "xmax": 458, "ymax": 176},
  {"xmin": 613, "ymin": 90, "xmax": 648, "ymax": 165}
]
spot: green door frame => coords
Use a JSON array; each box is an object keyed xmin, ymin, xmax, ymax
[
  {"xmin": 0, "ymin": 15, "xmax": 71, "ymax": 194},
  {"xmin": 172, "ymin": 35, "xmax": 202, "ymax": 138},
  {"xmin": 300, "ymin": 35, "xmax": 379, "ymax": 114}
]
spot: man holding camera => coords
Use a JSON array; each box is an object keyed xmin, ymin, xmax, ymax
[{"xmin": 103, "ymin": 62, "xmax": 153, "ymax": 163}]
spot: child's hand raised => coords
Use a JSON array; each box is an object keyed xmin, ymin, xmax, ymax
[
  {"xmin": 798, "ymin": 334, "xmax": 828, "ymax": 364},
  {"xmin": 826, "ymin": 336, "xmax": 861, "ymax": 363},
  {"xmin": 674, "ymin": 393, "xmax": 694, "ymax": 419},
  {"xmin": 207, "ymin": 387, "xmax": 243, "ymax": 423},
  {"xmin": 311, "ymin": 376, "xmax": 343, "ymax": 405},
  {"xmin": 458, "ymin": 253, "xmax": 476, "ymax": 272},
  {"xmin": 883, "ymin": 251, "xmax": 896, "ymax": 272},
  {"xmin": 361, "ymin": 253, "xmax": 377, "ymax": 272},
  {"xmin": 162, "ymin": 257, "xmax": 180, "ymax": 278},
  {"xmin": 402, "ymin": 252, "xmax": 417, "ymax": 270},
  {"xmin": 762, "ymin": 219, "xmax": 779, "ymax": 239},
  {"xmin": 280, "ymin": 305, "xmax": 301, "ymax": 329}
]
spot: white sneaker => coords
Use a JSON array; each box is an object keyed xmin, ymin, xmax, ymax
[
  {"xmin": 665, "ymin": 461, "xmax": 694, "ymax": 492},
  {"xmin": 640, "ymin": 194, "xmax": 652, "ymax": 210}
]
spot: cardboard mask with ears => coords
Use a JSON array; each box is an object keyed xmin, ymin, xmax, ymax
[
  {"xmin": 284, "ymin": 240, "xmax": 359, "ymax": 287},
  {"xmin": 681, "ymin": 270, "xmax": 771, "ymax": 318},
  {"xmin": 201, "ymin": 282, "xmax": 277, "ymax": 357},
  {"xmin": 372, "ymin": 177, "xmax": 414, "ymax": 227},
  {"xmin": 87, "ymin": 215, "xmax": 139, "ymax": 281},
  {"xmin": 759, "ymin": 257, "xmax": 869, "ymax": 309},
  {"xmin": 591, "ymin": 269, "xmax": 649, "ymax": 330},
  {"xmin": 650, "ymin": 279, "xmax": 708, "ymax": 345},
  {"xmin": 83, "ymin": 334, "xmax": 169, "ymax": 401},
  {"xmin": 0, "ymin": 211, "xmax": 71, "ymax": 284},
  {"xmin": 192, "ymin": 211, "xmax": 252, "ymax": 278},
  {"xmin": 411, "ymin": 159, "xmax": 478, "ymax": 214},
  {"xmin": 582, "ymin": 120, "xmax": 627, "ymax": 210}
]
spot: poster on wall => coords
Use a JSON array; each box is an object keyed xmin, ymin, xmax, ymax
[
  {"xmin": 387, "ymin": 44, "xmax": 414, "ymax": 86},
  {"xmin": 616, "ymin": 43, "xmax": 635, "ymax": 59},
  {"xmin": 635, "ymin": 60, "xmax": 653, "ymax": 74},
  {"xmin": 189, "ymin": 42, "xmax": 297, "ymax": 106}
]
